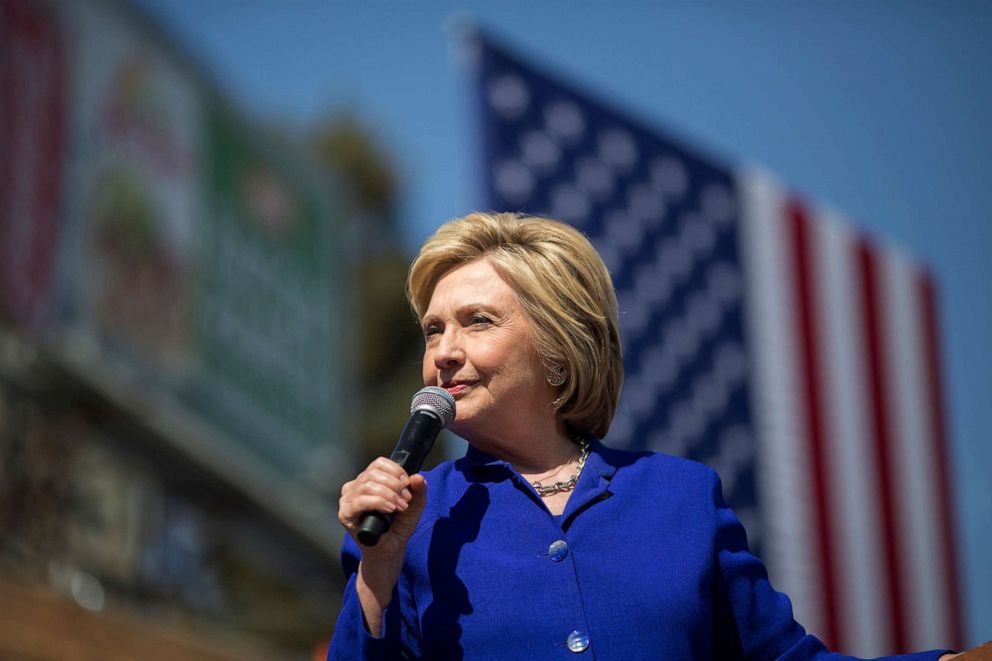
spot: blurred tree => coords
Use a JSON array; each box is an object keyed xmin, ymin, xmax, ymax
[
  {"xmin": 310, "ymin": 114, "xmax": 426, "ymax": 468},
  {"xmin": 313, "ymin": 113, "xmax": 398, "ymax": 224}
]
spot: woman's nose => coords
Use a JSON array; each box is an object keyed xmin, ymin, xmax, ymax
[{"xmin": 433, "ymin": 328, "xmax": 465, "ymax": 369}]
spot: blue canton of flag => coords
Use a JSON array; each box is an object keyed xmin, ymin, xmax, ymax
[{"xmin": 472, "ymin": 34, "xmax": 762, "ymax": 548}]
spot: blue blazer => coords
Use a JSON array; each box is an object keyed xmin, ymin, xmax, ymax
[{"xmin": 328, "ymin": 439, "xmax": 950, "ymax": 660}]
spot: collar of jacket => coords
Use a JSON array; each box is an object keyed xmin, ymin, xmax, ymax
[{"xmin": 458, "ymin": 436, "xmax": 619, "ymax": 484}]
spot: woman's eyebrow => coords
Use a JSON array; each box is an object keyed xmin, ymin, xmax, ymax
[
  {"xmin": 457, "ymin": 302, "xmax": 499, "ymax": 314},
  {"xmin": 421, "ymin": 303, "xmax": 503, "ymax": 323}
]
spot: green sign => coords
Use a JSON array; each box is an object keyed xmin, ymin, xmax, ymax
[{"xmin": 184, "ymin": 102, "xmax": 343, "ymax": 476}]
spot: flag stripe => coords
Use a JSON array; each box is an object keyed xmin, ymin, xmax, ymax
[
  {"xmin": 857, "ymin": 239, "xmax": 908, "ymax": 652},
  {"xmin": 919, "ymin": 273, "xmax": 964, "ymax": 649},
  {"xmin": 883, "ymin": 250, "xmax": 949, "ymax": 648},
  {"xmin": 815, "ymin": 213, "xmax": 888, "ymax": 656},
  {"xmin": 787, "ymin": 200, "xmax": 841, "ymax": 650},
  {"xmin": 739, "ymin": 169, "xmax": 822, "ymax": 636}
]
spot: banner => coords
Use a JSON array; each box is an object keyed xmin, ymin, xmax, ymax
[{"xmin": 473, "ymin": 32, "xmax": 962, "ymax": 655}]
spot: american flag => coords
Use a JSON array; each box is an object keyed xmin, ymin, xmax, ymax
[{"xmin": 469, "ymin": 31, "xmax": 962, "ymax": 655}]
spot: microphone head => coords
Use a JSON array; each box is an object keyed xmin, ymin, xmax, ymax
[{"xmin": 410, "ymin": 386, "xmax": 456, "ymax": 428}]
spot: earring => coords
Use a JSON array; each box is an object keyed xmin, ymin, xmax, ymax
[{"xmin": 546, "ymin": 362, "xmax": 567, "ymax": 387}]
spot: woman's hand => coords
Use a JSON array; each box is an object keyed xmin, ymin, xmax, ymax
[
  {"xmin": 338, "ymin": 457, "xmax": 429, "ymax": 636},
  {"xmin": 339, "ymin": 457, "xmax": 427, "ymax": 554},
  {"xmin": 942, "ymin": 640, "xmax": 992, "ymax": 660}
]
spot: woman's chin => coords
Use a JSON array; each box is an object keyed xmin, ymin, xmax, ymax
[
  {"xmin": 448, "ymin": 415, "xmax": 472, "ymax": 435},
  {"xmin": 448, "ymin": 413, "xmax": 484, "ymax": 442}
]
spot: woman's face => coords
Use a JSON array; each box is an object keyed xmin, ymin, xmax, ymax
[{"xmin": 421, "ymin": 258, "xmax": 554, "ymax": 441}]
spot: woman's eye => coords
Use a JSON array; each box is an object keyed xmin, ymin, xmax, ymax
[
  {"xmin": 423, "ymin": 325, "xmax": 441, "ymax": 338},
  {"xmin": 471, "ymin": 314, "xmax": 491, "ymax": 325}
]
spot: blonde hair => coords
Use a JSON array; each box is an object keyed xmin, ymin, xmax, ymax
[{"xmin": 408, "ymin": 212, "xmax": 623, "ymax": 438}]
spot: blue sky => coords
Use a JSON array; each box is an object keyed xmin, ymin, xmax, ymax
[{"xmin": 134, "ymin": 0, "xmax": 991, "ymax": 643}]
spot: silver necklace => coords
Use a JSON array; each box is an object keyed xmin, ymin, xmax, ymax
[{"xmin": 531, "ymin": 440, "xmax": 589, "ymax": 497}]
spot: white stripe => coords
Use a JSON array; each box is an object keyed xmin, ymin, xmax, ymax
[
  {"xmin": 882, "ymin": 249, "xmax": 950, "ymax": 648},
  {"xmin": 737, "ymin": 167, "xmax": 823, "ymax": 636},
  {"xmin": 813, "ymin": 211, "xmax": 889, "ymax": 655}
]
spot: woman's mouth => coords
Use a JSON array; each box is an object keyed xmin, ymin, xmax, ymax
[{"xmin": 441, "ymin": 380, "xmax": 474, "ymax": 396}]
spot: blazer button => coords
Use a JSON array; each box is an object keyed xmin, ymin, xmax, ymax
[
  {"xmin": 566, "ymin": 630, "xmax": 590, "ymax": 653},
  {"xmin": 548, "ymin": 539, "xmax": 569, "ymax": 562}
]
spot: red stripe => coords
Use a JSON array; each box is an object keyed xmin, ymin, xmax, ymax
[
  {"xmin": 856, "ymin": 238, "xmax": 907, "ymax": 652},
  {"xmin": 918, "ymin": 272, "xmax": 964, "ymax": 648},
  {"xmin": 787, "ymin": 201, "xmax": 842, "ymax": 650}
]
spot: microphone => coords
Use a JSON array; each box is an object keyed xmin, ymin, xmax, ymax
[{"xmin": 356, "ymin": 386, "xmax": 456, "ymax": 546}]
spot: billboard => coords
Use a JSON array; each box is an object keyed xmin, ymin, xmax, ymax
[{"xmin": 1, "ymin": 0, "xmax": 349, "ymax": 505}]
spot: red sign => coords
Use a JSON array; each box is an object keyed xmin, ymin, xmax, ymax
[{"xmin": 0, "ymin": 0, "xmax": 66, "ymax": 326}]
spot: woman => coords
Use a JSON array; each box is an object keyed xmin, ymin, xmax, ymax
[{"xmin": 329, "ymin": 212, "xmax": 960, "ymax": 660}]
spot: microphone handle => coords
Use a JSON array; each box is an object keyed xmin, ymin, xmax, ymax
[{"xmin": 356, "ymin": 411, "xmax": 443, "ymax": 547}]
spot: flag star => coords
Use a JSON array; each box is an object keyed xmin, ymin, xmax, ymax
[
  {"xmin": 493, "ymin": 159, "xmax": 534, "ymax": 204},
  {"xmin": 520, "ymin": 130, "xmax": 560, "ymax": 174},
  {"xmin": 575, "ymin": 156, "xmax": 615, "ymax": 201},
  {"xmin": 603, "ymin": 208, "xmax": 641, "ymax": 254},
  {"xmin": 659, "ymin": 237, "xmax": 693, "ymax": 283},
  {"xmin": 598, "ymin": 128, "xmax": 639, "ymax": 173},
  {"xmin": 715, "ymin": 342, "xmax": 748, "ymax": 385},
  {"xmin": 684, "ymin": 213, "xmax": 717, "ymax": 256},
  {"xmin": 687, "ymin": 291, "xmax": 722, "ymax": 337},
  {"xmin": 707, "ymin": 262, "xmax": 743, "ymax": 307},
  {"xmin": 549, "ymin": 182, "xmax": 590, "ymax": 224},
  {"xmin": 488, "ymin": 74, "xmax": 530, "ymax": 120},
  {"xmin": 628, "ymin": 182, "xmax": 665, "ymax": 228},
  {"xmin": 544, "ymin": 100, "xmax": 586, "ymax": 144},
  {"xmin": 651, "ymin": 156, "xmax": 689, "ymax": 200},
  {"xmin": 701, "ymin": 183, "xmax": 737, "ymax": 227}
]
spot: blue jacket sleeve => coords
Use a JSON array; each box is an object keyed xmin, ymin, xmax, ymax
[
  {"xmin": 707, "ymin": 468, "xmax": 952, "ymax": 661},
  {"xmin": 326, "ymin": 536, "xmax": 419, "ymax": 661}
]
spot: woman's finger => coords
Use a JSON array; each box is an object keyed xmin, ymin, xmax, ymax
[
  {"xmin": 339, "ymin": 494, "xmax": 398, "ymax": 525},
  {"xmin": 367, "ymin": 457, "xmax": 410, "ymax": 481},
  {"xmin": 360, "ymin": 468, "xmax": 408, "ymax": 493},
  {"xmin": 352, "ymin": 480, "xmax": 408, "ymax": 507}
]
